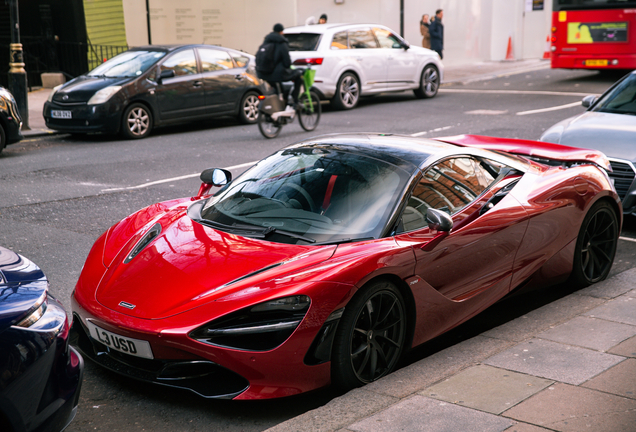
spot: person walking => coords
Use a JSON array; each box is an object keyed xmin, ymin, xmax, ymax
[
  {"xmin": 420, "ymin": 14, "xmax": 431, "ymax": 49},
  {"xmin": 255, "ymin": 23, "xmax": 304, "ymax": 107},
  {"xmin": 429, "ymin": 9, "xmax": 444, "ymax": 59}
]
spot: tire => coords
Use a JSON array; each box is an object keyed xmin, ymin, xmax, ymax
[
  {"xmin": 569, "ymin": 201, "xmax": 619, "ymax": 288},
  {"xmin": 121, "ymin": 103, "xmax": 153, "ymax": 139},
  {"xmin": 257, "ymin": 112, "xmax": 282, "ymax": 139},
  {"xmin": 332, "ymin": 72, "xmax": 360, "ymax": 110},
  {"xmin": 238, "ymin": 91, "xmax": 260, "ymax": 124},
  {"xmin": 298, "ymin": 91, "xmax": 321, "ymax": 132},
  {"xmin": 0, "ymin": 124, "xmax": 6, "ymax": 154},
  {"xmin": 331, "ymin": 279, "xmax": 407, "ymax": 391},
  {"xmin": 413, "ymin": 64, "xmax": 440, "ymax": 99}
]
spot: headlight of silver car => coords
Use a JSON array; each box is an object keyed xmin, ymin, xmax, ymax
[
  {"xmin": 87, "ymin": 86, "xmax": 122, "ymax": 105},
  {"xmin": 189, "ymin": 295, "xmax": 310, "ymax": 351}
]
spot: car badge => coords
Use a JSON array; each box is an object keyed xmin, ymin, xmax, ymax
[
  {"xmin": 118, "ymin": 301, "xmax": 136, "ymax": 310},
  {"xmin": 62, "ymin": 95, "xmax": 69, "ymax": 101}
]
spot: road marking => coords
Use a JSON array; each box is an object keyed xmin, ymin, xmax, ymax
[
  {"xmin": 465, "ymin": 109, "xmax": 508, "ymax": 115},
  {"xmin": 101, "ymin": 161, "xmax": 256, "ymax": 192},
  {"xmin": 440, "ymin": 89, "xmax": 596, "ymax": 97},
  {"xmin": 619, "ymin": 236, "xmax": 636, "ymax": 243},
  {"xmin": 411, "ymin": 126, "xmax": 453, "ymax": 137},
  {"xmin": 516, "ymin": 101, "xmax": 583, "ymax": 116}
]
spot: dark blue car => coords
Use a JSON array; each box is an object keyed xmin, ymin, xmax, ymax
[{"xmin": 0, "ymin": 246, "xmax": 83, "ymax": 432}]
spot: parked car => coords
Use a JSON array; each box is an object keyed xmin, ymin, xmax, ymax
[
  {"xmin": 540, "ymin": 70, "xmax": 636, "ymax": 214},
  {"xmin": 0, "ymin": 86, "xmax": 23, "ymax": 154},
  {"xmin": 70, "ymin": 133, "xmax": 619, "ymax": 400},
  {"xmin": 0, "ymin": 246, "xmax": 83, "ymax": 432},
  {"xmin": 43, "ymin": 45, "xmax": 267, "ymax": 139},
  {"xmin": 283, "ymin": 23, "xmax": 443, "ymax": 110}
]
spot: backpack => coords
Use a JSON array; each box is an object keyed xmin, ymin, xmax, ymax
[{"xmin": 256, "ymin": 42, "xmax": 276, "ymax": 75}]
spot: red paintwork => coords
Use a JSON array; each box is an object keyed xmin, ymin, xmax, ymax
[
  {"xmin": 72, "ymin": 136, "xmax": 622, "ymax": 400},
  {"xmin": 550, "ymin": 8, "xmax": 636, "ymax": 70}
]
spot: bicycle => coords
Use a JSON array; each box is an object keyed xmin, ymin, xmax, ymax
[{"xmin": 257, "ymin": 68, "xmax": 321, "ymax": 139}]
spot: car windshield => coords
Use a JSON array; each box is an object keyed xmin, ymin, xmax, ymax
[
  {"xmin": 87, "ymin": 50, "xmax": 166, "ymax": 78},
  {"xmin": 286, "ymin": 33, "xmax": 321, "ymax": 51},
  {"xmin": 198, "ymin": 146, "xmax": 411, "ymax": 244},
  {"xmin": 592, "ymin": 73, "xmax": 636, "ymax": 115}
]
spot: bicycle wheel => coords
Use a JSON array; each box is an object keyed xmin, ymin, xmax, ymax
[
  {"xmin": 298, "ymin": 91, "xmax": 321, "ymax": 132},
  {"xmin": 257, "ymin": 112, "xmax": 282, "ymax": 139}
]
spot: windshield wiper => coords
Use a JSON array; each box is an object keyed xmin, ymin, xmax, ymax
[
  {"xmin": 232, "ymin": 222, "xmax": 316, "ymax": 243},
  {"xmin": 313, "ymin": 237, "xmax": 375, "ymax": 246},
  {"xmin": 194, "ymin": 219, "xmax": 315, "ymax": 243}
]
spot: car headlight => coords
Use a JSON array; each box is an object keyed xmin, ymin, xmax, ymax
[
  {"xmin": 87, "ymin": 86, "xmax": 122, "ymax": 105},
  {"xmin": 47, "ymin": 84, "xmax": 63, "ymax": 102},
  {"xmin": 189, "ymin": 295, "xmax": 310, "ymax": 351},
  {"xmin": 14, "ymin": 290, "xmax": 47, "ymax": 328}
]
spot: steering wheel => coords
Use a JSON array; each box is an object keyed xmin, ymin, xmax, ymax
[{"xmin": 281, "ymin": 183, "xmax": 317, "ymax": 213}]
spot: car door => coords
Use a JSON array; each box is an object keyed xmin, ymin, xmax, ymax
[
  {"xmin": 331, "ymin": 28, "xmax": 387, "ymax": 93},
  {"xmin": 154, "ymin": 48, "xmax": 206, "ymax": 120},
  {"xmin": 198, "ymin": 47, "xmax": 246, "ymax": 114},
  {"xmin": 395, "ymin": 156, "xmax": 529, "ymax": 302},
  {"xmin": 373, "ymin": 27, "xmax": 418, "ymax": 90}
]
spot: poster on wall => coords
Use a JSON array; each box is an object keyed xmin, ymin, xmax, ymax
[{"xmin": 526, "ymin": 0, "xmax": 544, "ymax": 11}]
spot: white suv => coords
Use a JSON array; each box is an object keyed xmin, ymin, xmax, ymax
[{"xmin": 284, "ymin": 23, "xmax": 443, "ymax": 110}]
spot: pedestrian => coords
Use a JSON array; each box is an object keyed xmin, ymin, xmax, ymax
[
  {"xmin": 429, "ymin": 9, "xmax": 444, "ymax": 59},
  {"xmin": 319, "ymin": 14, "xmax": 328, "ymax": 24},
  {"xmin": 255, "ymin": 23, "xmax": 304, "ymax": 108},
  {"xmin": 420, "ymin": 14, "xmax": 431, "ymax": 49}
]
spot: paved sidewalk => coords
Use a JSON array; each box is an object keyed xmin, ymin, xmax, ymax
[
  {"xmin": 267, "ymin": 269, "xmax": 636, "ymax": 432},
  {"xmin": 20, "ymin": 59, "xmax": 550, "ymax": 139}
]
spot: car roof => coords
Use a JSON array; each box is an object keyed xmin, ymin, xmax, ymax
[
  {"xmin": 289, "ymin": 133, "xmax": 459, "ymax": 172},
  {"xmin": 128, "ymin": 44, "xmax": 251, "ymax": 56},
  {"xmin": 284, "ymin": 23, "xmax": 388, "ymax": 34}
]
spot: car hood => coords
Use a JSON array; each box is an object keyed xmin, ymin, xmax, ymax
[
  {"xmin": 53, "ymin": 75, "xmax": 131, "ymax": 103},
  {"xmin": 95, "ymin": 214, "xmax": 336, "ymax": 320},
  {"xmin": 543, "ymin": 111, "xmax": 636, "ymax": 161},
  {"xmin": 0, "ymin": 246, "xmax": 47, "ymax": 330}
]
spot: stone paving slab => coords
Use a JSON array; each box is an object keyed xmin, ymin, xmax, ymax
[
  {"xmin": 484, "ymin": 339, "xmax": 624, "ymax": 385},
  {"xmin": 422, "ymin": 365, "xmax": 553, "ymax": 415},
  {"xmin": 578, "ymin": 268, "xmax": 636, "ymax": 299},
  {"xmin": 481, "ymin": 294, "xmax": 604, "ymax": 343},
  {"xmin": 582, "ymin": 358, "xmax": 636, "ymax": 399},
  {"xmin": 503, "ymin": 383, "xmax": 636, "ymax": 432},
  {"xmin": 502, "ymin": 424, "xmax": 554, "ymax": 432},
  {"xmin": 609, "ymin": 335, "xmax": 636, "ymax": 357},
  {"xmin": 584, "ymin": 292, "xmax": 636, "ymax": 326},
  {"xmin": 537, "ymin": 316, "xmax": 636, "ymax": 351},
  {"xmin": 347, "ymin": 395, "xmax": 514, "ymax": 432}
]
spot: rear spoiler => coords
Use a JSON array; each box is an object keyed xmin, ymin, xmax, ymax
[{"xmin": 434, "ymin": 134, "xmax": 612, "ymax": 172}]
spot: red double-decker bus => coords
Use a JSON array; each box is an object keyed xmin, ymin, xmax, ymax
[{"xmin": 551, "ymin": 0, "xmax": 636, "ymax": 69}]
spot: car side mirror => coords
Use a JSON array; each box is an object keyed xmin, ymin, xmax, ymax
[
  {"xmin": 157, "ymin": 69, "xmax": 175, "ymax": 84},
  {"xmin": 582, "ymin": 95, "xmax": 597, "ymax": 108},
  {"xmin": 196, "ymin": 168, "xmax": 232, "ymax": 197},
  {"xmin": 426, "ymin": 208, "xmax": 453, "ymax": 232}
]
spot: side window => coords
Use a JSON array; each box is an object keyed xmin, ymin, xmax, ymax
[
  {"xmin": 398, "ymin": 157, "xmax": 497, "ymax": 233},
  {"xmin": 331, "ymin": 31, "xmax": 348, "ymax": 50},
  {"xmin": 231, "ymin": 52, "xmax": 250, "ymax": 68},
  {"xmin": 199, "ymin": 48, "xmax": 234, "ymax": 72},
  {"xmin": 160, "ymin": 49, "xmax": 197, "ymax": 76},
  {"xmin": 348, "ymin": 29, "xmax": 378, "ymax": 49},
  {"xmin": 374, "ymin": 28, "xmax": 402, "ymax": 49}
]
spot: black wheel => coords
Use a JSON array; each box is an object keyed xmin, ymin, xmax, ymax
[
  {"xmin": 238, "ymin": 91, "xmax": 260, "ymax": 124},
  {"xmin": 121, "ymin": 103, "xmax": 153, "ymax": 139},
  {"xmin": 257, "ymin": 111, "xmax": 282, "ymax": 139},
  {"xmin": 332, "ymin": 72, "xmax": 360, "ymax": 110},
  {"xmin": 331, "ymin": 280, "xmax": 407, "ymax": 391},
  {"xmin": 298, "ymin": 91, "xmax": 321, "ymax": 132},
  {"xmin": 570, "ymin": 201, "xmax": 618, "ymax": 287},
  {"xmin": 0, "ymin": 124, "xmax": 6, "ymax": 154},
  {"xmin": 413, "ymin": 64, "xmax": 440, "ymax": 99}
]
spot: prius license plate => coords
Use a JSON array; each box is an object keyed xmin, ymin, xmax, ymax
[
  {"xmin": 51, "ymin": 110, "xmax": 72, "ymax": 119},
  {"xmin": 86, "ymin": 321, "xmax": 154, "ymax": 359},
  {"xmin": 585, "ymin": 59, "xmax": 608, "ymax": 67}
]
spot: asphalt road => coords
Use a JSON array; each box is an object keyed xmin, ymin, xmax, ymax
[{"xmin": 1, "ymin": 67, "xmax": 635, "ymax": 431}]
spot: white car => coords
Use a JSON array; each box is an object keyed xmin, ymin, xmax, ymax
[{"xmin": 284, "ymin": 23, "xmax": 443, "ymax": 110}]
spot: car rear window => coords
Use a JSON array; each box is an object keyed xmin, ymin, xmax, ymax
[{"xmin": 286, "ymin": 33, "xmax": 321, "ymax": 51}]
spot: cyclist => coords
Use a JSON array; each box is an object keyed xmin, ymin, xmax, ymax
[{"xmin": 256, "ymin": 23, "xmax": 304, "ymax": 109}]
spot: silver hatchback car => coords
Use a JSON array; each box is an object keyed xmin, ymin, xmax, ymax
[{"xmin": 284, "ymin": 23, "xmax": 444, "ymax": 110}]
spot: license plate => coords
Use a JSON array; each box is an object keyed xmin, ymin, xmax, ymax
[
  {"xmin": 51, "ymin": 110, "xmax": 72, "ymax": 119},
  {"xmin": 585, "ymin": 59, "xmax": 608, "ymax": 67},
  {"xmin": 86, "ymin": 321, "xmax": 154, "ymax": 359}
]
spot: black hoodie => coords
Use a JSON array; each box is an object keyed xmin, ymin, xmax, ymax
[{"xmin": 257, "ymin": 32, "xmax": 292, "ymax": 82}]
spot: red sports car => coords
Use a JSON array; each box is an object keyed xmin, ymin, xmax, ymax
[{"xmin": 70, "ymin": 133, "xmax": 621, "ymax": 400}]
